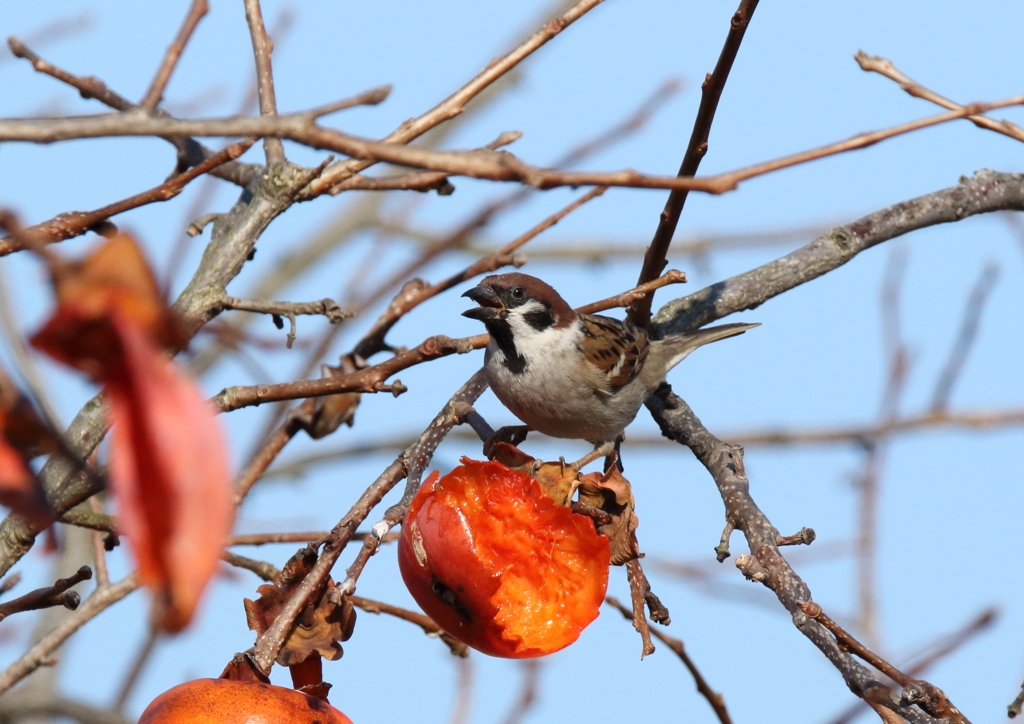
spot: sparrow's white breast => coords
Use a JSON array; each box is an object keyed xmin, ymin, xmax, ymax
[{"xmin": 483, "ymin": 319, "xmax": 648, "ymax": 444}]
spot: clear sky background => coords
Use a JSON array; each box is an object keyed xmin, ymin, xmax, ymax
[{"xmin": 2, "ymin": 1, "xmax": 1023, "ymax": 723}]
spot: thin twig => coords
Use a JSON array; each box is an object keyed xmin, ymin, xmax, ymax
[
  {"xmin": 10, "ymin": 95, "xmax": 1024, "ymax": 195},
  {"xmin": 854, "ymin": 248, "xmax": 911, "ymax": 649},
  {"xmin": 250, "ymin": 461, "xmax": 407, "ymax": 671},
  {"xmin": 223, "ymin": 551, "xmax": 279, "ymax": 581},
  {"xmin": 352, "ymin": 186, "xmax": 607, "ymax": 361},
  {"xmin": 0, "ymin": 138, "xmax": 256, "ymax": 256},
  {"xmin": 575, "ymin": 269, "xmax": 687, "ymax": 315},
  {"xmin": 348, "ymin": 595, "xmax": 469, "ymax": 657},
  {"xmin": 606, "ymin": 597, "xmax": 732, "ymax": 724},
  {"xmin": 256, "ymin": 402, "xmax": 1024, "ymax": 476},
  {"xmin": 88, "ymin": 497, "xmax": 109, "ymax": 587},
  {"xmin": 0, "ymin": 13, "xmax": 94, "ymax": 67},
  {"xmin": 243, "ymin": 0, "xmax": 285, "ymax": 165},
  {"xmin": 233, "ymin": 400, "xmax": 316, "ymax": 505},
  {"xmin": 929, "ymin": 264, "xmax": 999, "ymax": 413},
  {"xmin": 0, "ymin": 573, "xmax": 22, "ymax": 597},
  {"xmin": 0, "ymin": 692, "xmax": 132, "ymax": 724},
  {"xmin": 0, "ymin": 573, "xmax": 139, "ymax": 694},
  {"xmin": 631, "ymin": 0, "xmax": 759, "ymax": 327},
  {"xmin": 230, "ymin": 531, "xmax": 327, "ymax": 546},
  {"xmin": 251, "ymin": 372, "xmax": 487, "ymax": 671},
  {"xmin": 228, "ymin": 530, "xmax": 398, "ymax": 547},
  {"xmin": 777, "ymin": 528, "xmax": 816, "ymax": 547},
  {"xmin": 449, "ymin": 656, "xmax": 475, "ymax": 724},
  {"xmin": 113, "ymin": 626, "xmax": 159, "ymax": 711},
  {"xmin": 856, "ymin": 51, "xmax": 1024, "ymax": 144},
  {"xmin": 466, "ymin": 222, "xmax": 833, "ymax": 262},
  {"xmin": 646, "ymin": 388, "xmax": 943, "ymax": 723},
  {"xmin": 500, "ymin": 660, "xmax": 541, "ymax": 724},
  {"xmin": 5, "ymin": 38, "xmax": 258, "ymax": 187},
  {"xmin": 800, "ymin": 602, "xmax": 970, "ymax": 724},
  {"xmin": 139, "ymin": 0, "xmax": 209, "ymax": 111},
  {"xmin": 308, "ymin": 0, "xmax": 608, "ymax": 196},
  {"xmin": 0, "ymin": 265, "xmax": 63, "ymax": 427},
  {"xmin": 220, "ymin": 296, "xmax": 351, "ymax": 349},
  {"xmin": 827, "ymin": 608, "xmax": 996, "ymax": 724},
  {"xmin": 0, "ymin": 566, "xmax": 92, "ymax": 622},
  {"xmin": 1010, "ymin": 681, "xmax": 1024, "ymax": 719},
  {"xmin": 212, "ymin": 333, "xmax": 483, "ymax": 413}
]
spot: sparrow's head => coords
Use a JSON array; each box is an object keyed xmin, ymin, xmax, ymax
[{"xmin": 461, "ymin": 273, "xmax": 574, "ymax": 332}]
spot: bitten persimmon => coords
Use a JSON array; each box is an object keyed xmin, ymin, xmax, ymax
[
  {"xmin": 138, "ymin": 678, "xmax": 354, "ymax": 724},
  {"xmin": 398, "ymin": 458, "xmax": 611, "ymax": 658}
]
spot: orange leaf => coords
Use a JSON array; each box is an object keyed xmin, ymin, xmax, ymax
[{"xmin": 105, "ymin": 314, "xmax": 233, "ymax": 632}]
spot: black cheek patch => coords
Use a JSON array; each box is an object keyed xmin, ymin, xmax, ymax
[{"xmin": 522, "ymin": 307, "xmax": 554, "ymax": 331}]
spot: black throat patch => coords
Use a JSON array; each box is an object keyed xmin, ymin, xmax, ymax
[{"xmin": 486, "ymin": 320, "xmax": 527, "ymax": 374}]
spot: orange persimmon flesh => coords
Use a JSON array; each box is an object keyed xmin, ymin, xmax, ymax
[
  {"xmin": 398, "ymin": 458, "xmax": 610, "ymax": 658},
  {"xmin": 138, "ymin": 678, "xmax": 354, "ymax": 724}
]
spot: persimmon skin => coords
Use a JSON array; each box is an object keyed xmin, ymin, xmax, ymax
[
  {"xmin": 398, "ymin": 459, "xmax": 610, "ymax": 658},
  {"xmin": 138, "ymin": 678, "xmax": 354, "ymax": 724}
]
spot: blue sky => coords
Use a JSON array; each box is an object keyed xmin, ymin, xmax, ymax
[{"xmin": 2, "ymin": 1, "xmax": 1023, "ymax": 722}]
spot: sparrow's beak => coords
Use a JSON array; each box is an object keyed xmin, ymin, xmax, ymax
[{"xmin": 461, "ymin": 285, "xmax": 504, "ymax": 322}]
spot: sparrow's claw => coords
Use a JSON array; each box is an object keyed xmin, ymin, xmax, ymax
[
  {"xmin": 483, "ymin": 424, "xmax": 532, "ymax": 459},
  {"xmin": 570, "ymin": 441, "xmax": 617, "ymax": 472}
]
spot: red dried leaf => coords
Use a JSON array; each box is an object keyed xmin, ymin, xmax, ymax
[
  {"xmin": 105, "ymin": 315, "xmax": 232, "ymax": 632},
  {"xmin": 0, "ymin": 434, "xmax": 50, "ymax": 528},
  {"xmin": 0, "ymin": 384, "xmax": 57, "ymax": 527},
  {"xmin": 30, "ymin": 233, "xmax": 232, "ymax": 632}
]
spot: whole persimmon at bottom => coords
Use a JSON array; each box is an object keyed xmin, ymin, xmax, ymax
[{"xmin": 138, "ymin": 678, "xmax": 354, "ymax": 724}]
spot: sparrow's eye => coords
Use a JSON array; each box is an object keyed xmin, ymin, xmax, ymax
[{"xmin": 511, "ymin": 286, "xmax": 525, "ymax": 300}]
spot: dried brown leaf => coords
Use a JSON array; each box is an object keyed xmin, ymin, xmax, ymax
[
  {"xmin": 578, "ymin": 467, "xmax": 641, "ymax": 566},
  {"xmin": 243, "ymin": 545, "xmax": 356, "ymax": 667}
]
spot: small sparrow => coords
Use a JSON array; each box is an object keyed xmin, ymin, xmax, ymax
[{"xmin": 462, "ymin": 273, "xmax": 757, "ymax": 455}]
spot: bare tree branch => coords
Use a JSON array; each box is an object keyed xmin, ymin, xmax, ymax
[
  {"xmin": 606, "ymin": 597, "xmax": 732, "ymax": 724},
  {"xmin": 0, "ymin": 573, "xmax": 139, "ymax": 694},
  {"xmin": 827, "ymin": 608, "xmax": 997, "ymax": 724},
  {"xmin": 0, "ymin": 566, "xmax": 91, "ymax": 621},
  {"xmin": 307, "ymin": 0, "xmax": 608, "ymax": 196},
  {"xmin": 6, "ymin": 96, "xmax": 1024, "ymax": 197},
  {"xmin": 645, "ymin": 388, "xmax": 943, "ymax": 723},
  {"xmin": 0, "ymin": 691, "xmax": 132, "ymax": 724},
  {"xmin": 652, "ymin": 170, "xmax": 1024, "ymax": 336},
  {"xmin": 6, "ymin": 38, "xmax": 259, "ymax": 187},
  {"xmin": 348, "ymin": 595, "xmax": 469, "ymax": 657},
  {"xmin": 0, "ymin": 138, "xmax": 255, "ymax": 256},
  {"xmin": 856, "ymin": 51, "xmax": 1024, "ymax": 143},
  {"xmin": 140, "ymin": 0, "xmax": 209, "ymax": 112},
  {"xmin": 929, "ymin": 263, "xmax": 999, "ymax": 412},
  {"xmin": 800, "ymin": 602, "xmax": 969, "ymax": 723},
  {"xmin": 499, "ymin": 660, "xmax": 541, "ymax": 724},
  {"xmin": 219, "ymin": 295, "xmax": 350, "ymax": 349},
  {"xmin": 243, "ymin": 0, "xmax": 286, "ymax": 165},
  {"xmin": 631, "ymin": 0, "xmax": 760, "ymax": 327}
]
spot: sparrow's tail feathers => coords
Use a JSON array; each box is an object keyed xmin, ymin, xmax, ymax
[{"xmin": 656, "ymin": 322, "xmax": 760, "ymax": 374}]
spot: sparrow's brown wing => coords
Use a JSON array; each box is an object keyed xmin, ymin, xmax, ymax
[{"xmin": 577, "ymin": 314, "xmax": 650, "ymax": 394}]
